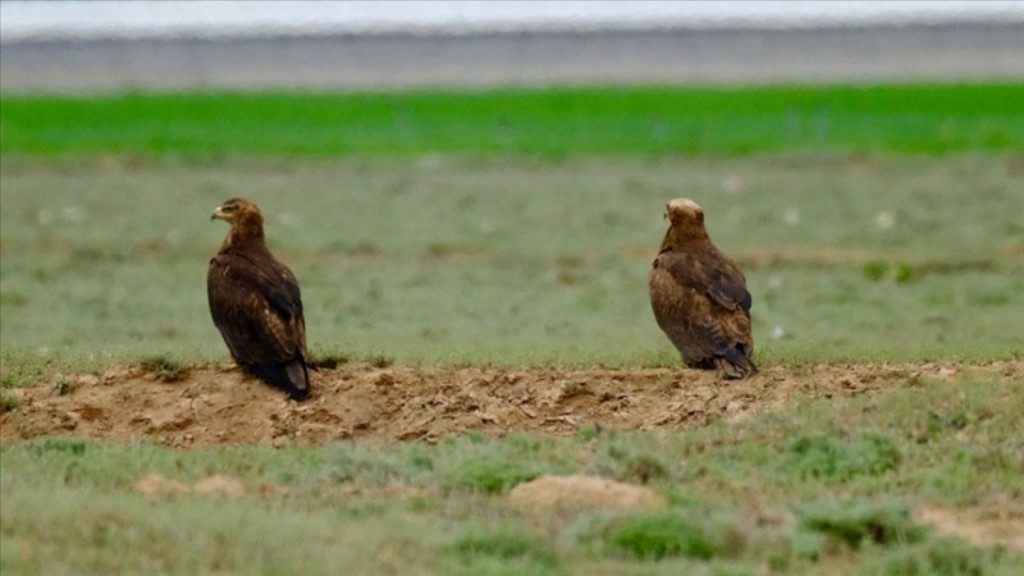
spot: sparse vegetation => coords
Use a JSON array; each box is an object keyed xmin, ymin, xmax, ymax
[
  {"xmin": 53, "ymin": 378, "xmax": 74, "ymax": 396},
  {"xmin": 599, "ymin": 512, "xmax": 725, "ymax": 560},
  {"xmin": 2, "ymin": 376, "xmax": 1021, "ymax": 574},
  {"xmin": 797, "ymin": 499, "xmax": 925, "ymax": 549},
  {"xmin": 445, "ymin": 458, "xmax": 540, "ymax": 495},
  {"xmin": 138, "ymin": 356, "xmax": 187, "ymax": 382},
  {"xmin": 445, "ymin": 529, "xmax": 559, "ymax": 572},
  {"xmin": 0, "ymin": 392, "xmax": 18, "ymax": 413},
  {"xmin": 864, "ymin": 537, "xmax": 995, "ymax": 576},
  {"xmin": 367, "ymin": 354, "xmax": 395, "ymax": 369},
  {"xmin": 306, "ymin": 352, "xmax": 350, "ymax": 370},
  {"xmin": 785, "ymin": 432, "xmax": 903, "ymax": 481}
]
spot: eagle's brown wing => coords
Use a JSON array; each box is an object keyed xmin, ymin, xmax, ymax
[
  {"xmin": 665, "ymin": 248, "xmax": 751, "ymax": 313},
  {"xmin": 207, "ymin": 251, "xmax": 308, "ymax": 397},
  {"xmin": 651, "ymin": 246, "xmax": 755, "ymax": 376}
]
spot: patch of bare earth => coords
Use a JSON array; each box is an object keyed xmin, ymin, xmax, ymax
[
  {"xmin": 508, "ymin": 475, "xmax": 666, "ymax": 513},
  {"xmin": 917, "ymin": 502, "xmax": 1024, "ymax": 553},
  {"xmin": 1, "ymin": 361, "xmax": 1021, "ymax": 448},
  {"xmin": 134, "ymin": 473, "xmax": 245, "ymax": 500}
]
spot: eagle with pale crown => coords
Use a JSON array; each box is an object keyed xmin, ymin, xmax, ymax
[
  {"xmin": 207, "ymin": 197, "xmax": 310, "ymax": 399},
  {"xmin": 649, "ymin": 198, "xmax": 756, "ymax": 378}
]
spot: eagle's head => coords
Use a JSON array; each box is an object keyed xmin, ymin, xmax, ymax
[
  {"xmin": 211, "ymin": 197, "xmax": 263, "ymax": 224},
  {"xmin": 665, "ymin": 197, "xmax": 709, "ymax": 238},
  {"xmin": 211, "ymin": 197, "xmax": 265, "ymax": 244},
  {"xmin": 665, "ymin": 198, "xmax": 704, "ymax": 224}
]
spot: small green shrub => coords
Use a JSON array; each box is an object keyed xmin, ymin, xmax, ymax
[
  {"xmin": 602, "ymin": 444, "xmax": 670, "ymax": 484},
  {"xmin": 863, "ymin": 261, "xmax": 890, "ymax": 282},
  {"xmin": 306, "ymin": 352, "xmax": 349, "ymax": 370},
  {"xmin": 862, "ymin": 261, "xmax": 920, "ymax": 284},
  {"xmin": 604, "ymin": 512, "xmax": 721, "ymax": 561},
  {"xmin": 894, "ymin": 262, "xmax": 920, "ymax": 284},
  {"xmin": 786, "ymin": 432, "xmax": 902, "ymax": 481},
  {"xmin": 444, "ymin": 528, "xmax": 560, "ymax": 576},
  {"xmin": 444, "ymin": 459, "xmax": 539, "ymax": 495},
  {"xmin": 577, "ymin": 423, "xmax": 601, "ymax": 442},
  {"xmin": 1, "ymin": 391, "xmax": 19, "ymax": 413},
  {"xmin": 367, "ymin": 354, "xmax": 394, "ymax": 368},
  {"xmin": 28, "ymin": 438, "xmax": 88, "ymax": 456},
  {"xmin": 139, "ymin": 356, "xmax": 186, "ymax": 383},
  {"xmin": 448, "ymin": 529, "xmax": 554, "ymax": 564},
  {"xmin": 622, "ymin": 454, "xmax": 668, "ymax": 485},
  {"xmin": 865, "ymin": 537, "xmax": 992, "ymax": 576},
  {"xmin": 54, "ymin": 379, "xmax": 74, "ymax": 396},
  {"xmin": 798, "ymin": 500, "xmax": 925, "ymax": 549}
]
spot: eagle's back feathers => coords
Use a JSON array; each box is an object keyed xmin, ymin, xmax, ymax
[
  {"xmin": 208, "ymin": 198, "xmax": 309, "ymax": 399},
  {"xmin": 649, "ymin": 199, "xmax": 756, "ymax": 378}
]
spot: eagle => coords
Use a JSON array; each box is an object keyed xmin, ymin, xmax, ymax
[
  {"xmin": 207, "ymin": 197, "xmax": 310, "ymax": 399},
  {"xmin": 648, "ymin": 198, "xmax": 756, "ymax": 379}
]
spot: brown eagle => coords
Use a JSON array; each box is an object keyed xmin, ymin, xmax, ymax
[
  {"xmin": 649, "ymin": 198, "xmax": 756, "ymax": 378},
  {"xmin": 208, "ymin": 197, "xmax": 310, "ymax": 399}
]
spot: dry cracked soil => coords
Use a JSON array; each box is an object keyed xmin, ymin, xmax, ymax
[{"xmin": 3, "ymin": 359, "xmax": 1020, "ymax": 448}]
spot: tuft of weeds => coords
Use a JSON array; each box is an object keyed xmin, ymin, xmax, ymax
[
  {"xmin": 27, "ymin": 438, "xmax": 88, "ymax": 456},
  {"xmin": 366, "ymin": 354, "xmax": 394, "ymax": 369},
  {"xmin": 863, "ymin": 537, "xmax": 997, "ymax": 576},
  {"xmin": 444, "ymin": 459, "xmax": 540, "ymax": 495},
  {"xmin": 909, "ymin": 409, "xmax": 970, "ymax": 444},
  {"xmin": 785, "ymin": 432, "xmax": 902, "ymax": 481},
  {"xmin": 622, "ymin": 454, "xmax": 669, "ymax": 485},
  {"xmin": 863, "ymin": 261, "xmax": 890, "ymax": 282},
  {"xmin": 862, "ymin": 261, "xmax": 921, "ymax": 284},
  {"xmin": 1, "ymin": 390, "xmax": 19, "ymax": 413},
  {"xmin": 894, "ymin": 262, "xmax": 921, "ymax": 284},
  {"xmin": 54, "ymin": 378, "xmax": 74, "ymax": 396},
  {"xmin": 576, "ymin": 423, "xmax": 602, "ymax": 443},
  {"xmin": 446, "ymin": 528, "xmax": 557, "ymax": 566},
  {"xmin": 601, "ymin": 443, "xmax": 670, "ymax": 485},
  {"xmin": 797, "ymin": 499, "xmax": 925, "ymax": 550},
  {"xmin": 596, "ymin": 511, "xmax": 733, "ymax": 561},
  {"xmin": 138, "ymin": 355, "xmax": 187, "ymax": 383},
  {"xmin": 306, "ymin": 352, "xmax": 349, "ymax": 370}
]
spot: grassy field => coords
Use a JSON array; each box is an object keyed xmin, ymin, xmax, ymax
[
  {"xmin": 2, "ymin": 85, "xmax": 1023, "ymax": 574},
  {"xmin": 3, "ymin": 374, "xmax": 1022, "ymax": 574},
  {"xmin": 2, "ymin": 155, "xmax": 1023, "ymax": 376}
]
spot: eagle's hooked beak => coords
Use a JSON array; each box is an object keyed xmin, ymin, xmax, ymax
[{"xmin": 210, "ymin": 206, "xmax": 224, "ymax": 221}]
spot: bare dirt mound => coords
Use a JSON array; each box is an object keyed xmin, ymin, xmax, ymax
[
  {"xmin": 918, "ymin": 502, "xmax": 1024, "ymax": 554},
  {"xmin": 2, "ymin": 361, "xmax": 1020, "ymax": 448},
  {"xmin": 508, "ymin": 475, "xmax": 667, "ymax": 513}
]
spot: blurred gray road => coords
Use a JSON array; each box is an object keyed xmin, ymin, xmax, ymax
[{"xmin": 2, "ymin": 22, "xmax": 1022, "ymax": 92}]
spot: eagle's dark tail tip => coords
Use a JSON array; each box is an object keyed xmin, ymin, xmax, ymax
[{"xmin": 250, "ymin": 359, "xmax": 310, "ymax": 401}]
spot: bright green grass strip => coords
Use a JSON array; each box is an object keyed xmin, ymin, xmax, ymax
[{"xmin": 2, "ymin": 84, "xmax": 1023, "ymax": 157}]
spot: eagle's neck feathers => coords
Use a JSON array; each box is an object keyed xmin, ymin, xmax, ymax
[
  {"xmin": 659, "ymin": 221, "xmax": 709, "ymax": 252},
  {"xmin": 220, "ymin": 214, "xmax": 266, "ymax": 253}
]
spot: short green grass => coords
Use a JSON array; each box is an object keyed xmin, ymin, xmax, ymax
[
  {"xmin": 2, "ymin": 84, "xmax": 1022, "ymax": 158},
  {"xmin": 2, "ymin": 155, "xmax": 1022, "ymax": 373},
  {"xmin": 2, "ymin": 375, "xmax": 1021, "ymax": 574}
]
